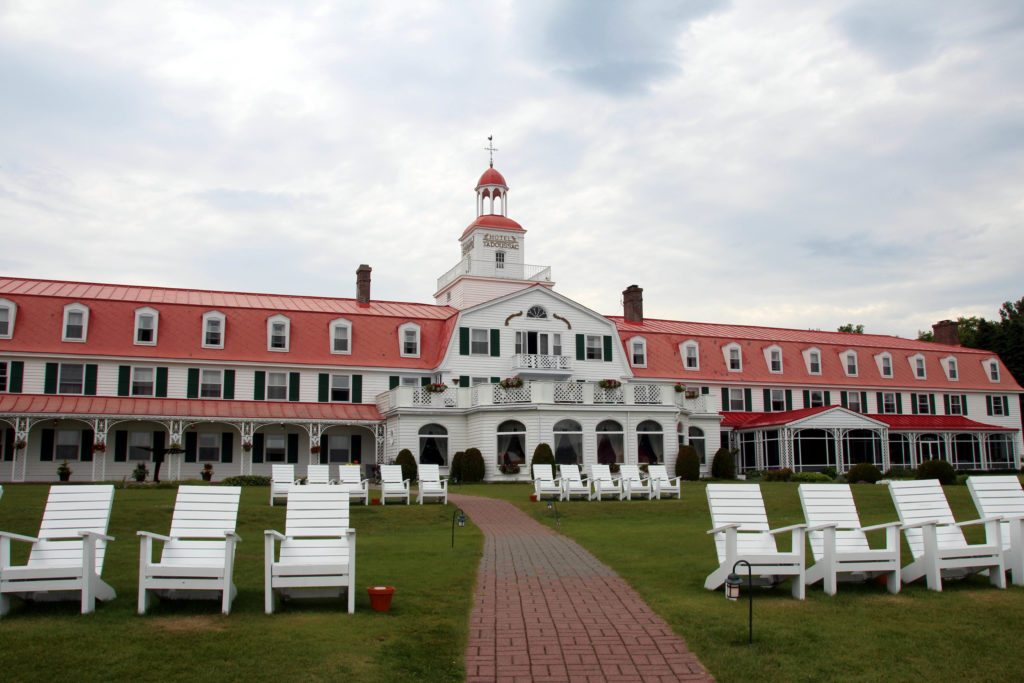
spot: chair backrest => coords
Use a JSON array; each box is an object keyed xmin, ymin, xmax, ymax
[
  {"xmin": 307, "ymin": 464, "xmax": 331, "ymax": 485},
  {"xmin": 272, "ymin": 464, "xmax": 295, "ymax": 484},
  {"xmin": 381, "ymin": 465, "xmax": 404, "ymax": 483},
  {"xmin": 968, "ymin": 475, "xmax": 1024, "ymax": 520},
  {"xmin": 619, "ymin": 465, "xmax": 644, "ymax": 484},
  {"xmin": 285, "ymin": 485, "xmax": 349, "ymax": 537},
  {"xmin": 419, "ymin": 464, "xmax": 440, "ymax": 483},
  {"xmin": 168, "ymin": 485, "xmax": 241, "ymax": 539},
  {"xmin": 888, "ymin": 479, "xmax": 965, "ymax": 557},
  {"xmin": 590, "ymin": 464, "xmax": 615, "ymax": 483},
  {"xmin": 533, "ymin": 464, "xmax": 554, "ymax": 482},
  {"xmin": 707, "ymin": 483, "xmax": 770, "ymax": 533},
  {"xmin": 798, "ymin": 483, "xmax": 870, "ymax": 558},
  {"xmin": 336, "ymin": 465, "xmax": 363, "ymax": 486},
  {"xmin": 29, "ymin": 485, "xmax": 115, "ymax": 571},
  {"xmin": 647, "ymin": 465, "xmax": 671, "ymax": 483},
  {"xmin": 560, "ymin": 464, "xmax": 583, "ymax": 483}
]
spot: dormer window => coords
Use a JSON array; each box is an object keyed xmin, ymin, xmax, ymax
[
  {"xmin": 202, "ymin": 311, "xmax": 225, "ymax": 349},
  {"xmin": 330, "ymin": 318, "xmax": 352, "ymax": 355},
  {"xmin": 987, "ymin": 359, "xmax": 1000, "ymax": 382},
  {"xmin": 877, "ymin": 352, "xmax": 893, "ymax": 378},
  {"xmin": 724, "ymin": 343, "xmax": 742, "ymax": 372},
  {"xmin": 629, "ymin": 337, "xmax": 647, "ymax": 367},
  {"xmin": 267, "ymin": 315, "xmax": 290, "ymax": 352},
  {"xmin": 844, "ymin": 351, "xmax": 858, "ymax": 377},
  {"xmin": 134, "ymin": 307, "xmax": 158, "ymax": 346},
  {"xmin": 944, "ymin": 356, "xmax": 958, "ymax": 381},
  {"xmin": 804, "ymin": 348, "xmax": 822, "ymax": 375},
  {"xmin": 62, "ymin": 303, "xmax": 89, "ymax": 342},
  {"xmin": 682, "ymin": 341, "xmax": 699, "ymax": 370},
  {"xmin": 0, "ymin": 298, "xmax": 15, "ymax": 339},
  {"xmin": 400, "ymin": 322, "xmax": 421, "ymax": 358},
  {"xmin": 765, "ymin": 346, "xmax": 782, "ymax": 373},
  {"xmin": 910, "ymin": 354, "xmax": 926, "ymax": 379}
]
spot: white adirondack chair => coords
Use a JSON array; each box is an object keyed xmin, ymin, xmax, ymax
[
  {"xmin": 271, "ymin": 464, "xmax": 296, "ymax": 506},
  {"xmin": 967, "ymin": 475, "xmax": 1024, "ymax": 586},
  {"xmin": 0, "ymin": 485, "xmax": 116, "ymax": 616},
  {"xmin": 646, "ymin": 465, "xmax": 681, "ymax": 500},
  {"xmin": 619, "ymin": 465, "xmax": 653, "ymax": 501},
  {"xmin": 138, "ymin": 485, "xmax": 243, "ymax": 614},
  {"xmin": 705, "ymin": 483, "xmax": 807, "ymax": 599},
  {"xmin": 589, "ymin": 464, "xmax": 622, "ymax": 501},
  {"xmin": 336, "ymin": 465, "xmax": 370, "ymax": 506},
  {"xmin": 889, "ymin": 479, "xmax": 1005, "ymax": 591},
  {"xmin": 558, "ymin": 465, "xmax": 590, "ymax": 501},
  {"xmin": 265, "ymin": 485, "xmax": 356, "ymax": 614},
  {"xmin": 380, "ymin": 465, "xmax": 410, "ymax": 505},
  {"xmin": 532, "ymin": 465, "xmax": 562, "ymax": 501},
  {"xmin": 306, "ymin": 464, "xmax": 331, "ymax": 485},
  {"xmin": 798, "ymin": 483, "xmax": 901, "ymax": 595},
  {"xmin": 417, "ymin": 464, "xmax": 448, "ymax": 505},
  {"xmin": 0, "ymin": 485, "xmax": 3, "ymax": 502}
]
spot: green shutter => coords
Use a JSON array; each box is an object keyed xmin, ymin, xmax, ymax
[
  {"xmin": 318, "ymin": 373, "xmax": 329, "ymax": 403},
  {"xmin": 254, "ymin": 371, "xmax": 266, "ymax": 400},
  {"xmin": 220, "ymin": 432, "xmax": 233, "ymax": 463},
  {"xmin": 722, "ymin": 388, "xmax": 729, "ymax": 411},
  {"xmin": 490, "ymin": 376, "xmax": 500, "ymax": 384},
  {"xmin": 352, "ymin": 374, "xmax": 362, "ymax": 403},
  {"xmin": 763, "ymin": 389, "xmax": 771, "ymax": 412},
  {"xmin": 288, "ymin": 372, "xmax": 300, "ymax": 402},
  {"xmin": 823, "ymin": 391, "xmax": 831, "ymax": 406},
  {"xmin": 785, "ymin": 389, "xmax": 793, "ymax": 411},
  {"xmin": 117, "ymin": 366, "xmax": 131, "ymax": 397},
  {"xmin": 876, "ymin": 392, "xmax": 883, "ymax": 414},
  {"xmin": 702, "ymin": 386, "xmax": 710, "ymax": 395},
  {"xmin": 490, "ymin": 329, "xmax": 500, "ymax": 357},
  {"xmin": 184, "ymin": 432, "xmax": 197, "ymax": 463},
  {"xmin": 928, "ymin": 394, "xmax": 936, "ymax": 415},
  {"xmin": 156, "ymin": 367, "xmax": 168, "ymax": 397},
  {"xmin": 860, "ymin": 392, "xmax": 867, "ymax": 413},
  {"xmin": 943, "ymin": 394, "xmax": 951, "ymax": 414},
  {"xmin": 187, "ymin": 368, "xmax": 199, "ymax": 398},
  {"xmin": 986, "ymin": 395, "xmax": 993, "ymax": 416},
  {"xmin": 911, "ymin": 393, "xmax": 918, "ymax": 415},
  {"xmin": 80, "ymin": 429, "xmax": 94, "ymax": 462},
  {"xmin": 421, "ymin": 377, "xmax": 432, "ymax": 386},
  {"xmin": 222, "ymin": 370, "xmax": 235, "ymax": 400},
  {"xmin": 251, "ymin": 433, "xmax": 264, "ymax": 463},
  {"xmin": 576, "ymin": 334, "xmax": 585, "ymax": 361},
  {"xmin": 40, "ymin": 429, "xmax": 55, "ymax": 461},
  {"xmin": 389, "ymin": 376, "xmax": 400, "ymax": 389},
  {"xmin": 351, "ymin": 435, "xmax": 362, "ymax": 464},
  {"xmin": 961, "ymin": 394, "xmax": 968, "ymax": 416},
  {"xmin": 603, "ymin": 335, "xmax": 613, "ymax": 362},
  {"xmin": 319, "ymin": 435, "xmax": 328, "ymax": 464},
  {"xmin": 9, "ymin": 361, "xmax": 23, "ymax": 393},
  {"xmin": 744, "ymin": 388, "xmax": 752, "ymax": 412},
  {"xmin": 84, "ymin": 364, "xmax": 98, "ymax": 396},
  {"xmin": 459, "ymin": 375, "xmax": 469, "ymax": 389},
  {"xmin": 896, "ymin": 394, "xmax": 903, "ymax": 414},
  {"xmin": 803, "ymin": 390, "xmax": 810, "ymax": 408},
  {"xmin": 840, "ymin": 391, "xmax": 848, "ymax": 408},
  {"xmin": 44, "ymin": 363, "xmax": 58, "ymax": 394},
  {"xmin": 114, "ymin": 430, "xmax": 128, "ymax": 462},
  {"xmin": 459, "ymin": 327, "xmax": 469, "ymax": 356},
  {"xmin": 286, "ymin": 433, "xmax": 299, "ymax": 463}
]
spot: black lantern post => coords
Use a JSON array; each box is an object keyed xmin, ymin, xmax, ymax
[
  {"xmin": 546, "ymin": 500, "xmax": 560, "ymax": 529},
  {"xmin": 725, "ymin": 559, "xmax": 754, "ymax": 644},
  {"xmin": 451, "ymin": 508, "xmax": 466, "ymax": 548}
]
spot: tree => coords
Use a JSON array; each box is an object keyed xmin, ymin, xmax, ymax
[{"xmin": 837, "ymin": 323, "xmax": 864, "ymax": 334}]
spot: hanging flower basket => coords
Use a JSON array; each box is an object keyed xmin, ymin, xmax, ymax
[
  {"xmin": 13, "ymin": 438, "xmax": 27, "ymax": 450},
  {"xmin": 92, "ymin": 442, "xmax": 107, "ymax": 453},
  {"xmin": 674, "ymin": 383, "xmax": 686, "ymax": 393},
  {"xmin": 424, "ymin": 383, "xmax": 448, "ymax": 393},
  {"xmin": 242, "ymin": 440, "xmax": 253, "ymax": 452},
  {"xmin": 310, "ymin": 445, "xmax": 321, "ymax": 454},
  {"xmin": 598, "ymin": 379, "xmax": 622, "ymax": 390},
  {"xmin": 499, "ymin": 377, "xmax": 523, "ymax": 390}
]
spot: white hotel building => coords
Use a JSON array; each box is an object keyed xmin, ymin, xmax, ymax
[{"xmin": 0, "ymin": 165, "xmax": 1020, "ymax": 482}]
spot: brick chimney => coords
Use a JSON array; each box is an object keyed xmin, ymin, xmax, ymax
[
  {"xmin": 623, "ymin": 284, "xmax": 643, "ymax": 324},
  {"xmin": 932, "ymin": 319, "xmax": 959, "ymax": 346},
  {"xmin": 356, "ymin": 264, "xmax": 372, "ymax": 306}
]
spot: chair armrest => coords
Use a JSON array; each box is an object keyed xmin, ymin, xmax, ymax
[
  {"xmin": 954, "ymin": 516, "xmax": 1003, "ymax": 528},
  {"xmin": 999, "ymin": 513, "xmax": 1024, "ymax": 521},
  {"xmin": 264, "ymin": 530, "xmax": 286, "ymax": 541},
  {"xmin": 901, "ymin": 520, "xmax": 940, "ymax": 530},
  {"xmin": 805, "ymin": 523, "xmax": 837, "ymax": 532},
  {"xmin": 359, "ymin": 479, "xmax": 370, "ymax": 486},
  {"xmin": 293, "ymin": 478, "xmax": 304, "ymax": 485},
  {"xmin": 402, "ymin": 479, "xmax": 411, "ymax": 486},
  {"xmin": 0, "ymin": 530, "xmax": 40, "ymax": 543},
  {"xmin": 666, "ymin": 476, "xmax": 682, "ymax": 485},
  {"xmin": 708, "ymin": 523, "xmax": 741, "ymax": 535},
  {"xmin": 345, "ymin": 528, "xmax": 357, "ymax": 537},
  {"xmin": 79, "ymin": 531, "xmax": 115, "ymax": 542},
  {"xmin": 137, "ymin": 531, "xmax": 172, "ymax": 542},
  {"xmin": 859, "ymin": 521, "xmax": 902, "ymax": 532},
  {"xmin": 768, "ymin": 523, "xmax": 807, "ymax": 536},
  {"xmin": 224, "ymin": 532, "xmax": 242, "ymax": 543}
]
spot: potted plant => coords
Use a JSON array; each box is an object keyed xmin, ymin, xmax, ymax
[
  {"xmin": 13, "ymin": 438, "xmax": 27, "ymax": 451},
  {"xmin": 684, "ymin": 387, "xmax": 700, "ymax": 399},
  {"xmin": 498, "ymin": 453, "xmax": 520, "ymax": 475},
  {"xmin": 424, "ymin": 382, "xmax": 448, "ymax": 393},
  {"xmin": 169, "ymin": 441, "xmax": 182, "ymax": 451},
  {"xmin": 499, "ymin": 376, "xmax": 523, "ymax": 390},
  {"xmin": 57, "ymin": 461, "xmax": 72, "ymax": 482},
  {"xmin": 92, "ymin": 441, "xmax": 106, "ymax": 453},
  {"xmin": 132, "ymin": 462, "xmax": 149, "ymax": 482},
  {"xmin": 200, "ymin": 463, "xmax": 214, "ymax": 481},
  {"xmin": 598, "ymin": 379, "xmax": 622, "ymax": 389},
  {"xmin": 674, "ymin": 383, "xmax": 686, "ymax": 393},
  {"xmin": 242, "ymin": 440, "xmax": 253, "ymax": 452},
  {"xmin": 310, "ymin": 444, "xmax": 321, "ymax": 455}
]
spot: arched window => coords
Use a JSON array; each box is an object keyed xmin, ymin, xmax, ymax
[
  {"xmin": 0, "ymin": 298, "xmax": 16, "ymax": 339},
  {"xmin": 526, "ymin": 305, "xmax": 547, "ymax": 318},
  {"xmin": 267, "ymin": 314, "xmax": 290, "ymax": 352},
  {"xmin": 636, "ymin": 420, "xmax": 663, "ymax": 464},
  {"xmin": 843, "ymin": 429, "xmax": 881, "ymax": 468},
  {"xmin": 986, "ymin": 434, "xmax": 1014, "ymax": 468},
  {"xmin": 553, "ymin": 419, "xmax": 582, "ymax": 465},
  {"xmin": 596, "ymin": 420, "xmax": 624, "ymax": 465},
  {"xmin": 62, "ymin": 303, "xmax": 89, "ymax": 342},
  {"xmin": 134, "ymin": 307, "xmax": 159, "ymax": 346},
  {"xmin": 794, "ymin": 429, "xmax": 837, "ymax": 472},
  {"xmin": 951, "ymin": 433, "xmax": 980, "ymax": 469},
  {"xmin": 688, "ymin": 426, "xmax": 706, "ymax": 466},
  {"xmin": 419, "ymin": 424, "xmax": 448, "ymax": 466},
  {"xmin": 497, "ymin": 420, "xmax": 526, "ymax": 466}
]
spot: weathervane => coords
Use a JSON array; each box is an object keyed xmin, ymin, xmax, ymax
[{"xmin": 485, "ymin": 135, "xmax": 498, "ymax": 167}]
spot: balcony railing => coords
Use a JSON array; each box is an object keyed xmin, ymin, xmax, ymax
[
  {"xmin": 511, "ymin": 354, "xmax": 573, "ymax": 372},
  {"xmin": 436, "ymin": 258, "xmax": 552, "ymax": 291},
  {"xmin": 376, "ymin": 381, "xmax": 680, "ymax": 412}
]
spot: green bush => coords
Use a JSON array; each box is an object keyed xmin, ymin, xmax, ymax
[
  {"xmin": 763, "ymin": 468, "xmax": 793, "ymax": 482},
  {"xmin": 396, "ymin": 449, "xmax": 417, "ymax": 482},
  {"xmin": 917, "ymin": 458, "xmax": 956, "ymax": 485},
  {"xmin": 462, "ymin": 448, "xmax": 485, "ymax": 482},
  {"xmin": 792, "ymin": 471, "xmax": 833, "ymax": 483},
  {"xmin": 846, "ymin": 462, "xmax": 882, "ymax": 484},
  {"xmin": 710, "ymin": 448, "xmax": 736, "ymax": 480},
  {"xmin": 822, "ymin": 467, "xmax": 837, "ymax": 480},
  {"xmin": 884, "ymin": 467, "xmax": 916, "ymax": 479},
  {"xmin": 530, "ymin": 443, "xmax": 555, "ymax": 470},
  {"xmin": 220, "ymin": 475, "xmax": 271, "ymax": 487},
  {"xmin": 675, "ymin": 445, "xmax": 701, "ymax": 481},
  {"xmin": 449, "ymin": 451, "xmax": 465, "ymax": 482}
]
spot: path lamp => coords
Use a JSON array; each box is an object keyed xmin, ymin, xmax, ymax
[
  {"xmin": 725, "ymin": 560, "xmax": 754, "ymax": 645},
  {"xmin": 546, "ymin": 501, "xmax": 560, "ymax": 529},
  {"xmin": 451, "ymin": 508, "xmax": 466, "ymax": 548}
]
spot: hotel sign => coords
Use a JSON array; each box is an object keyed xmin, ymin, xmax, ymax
[{"xmin": 483, "ymin": 233, "xmax": 519, "ymax": 250}]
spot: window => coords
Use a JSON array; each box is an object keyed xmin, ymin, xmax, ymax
[
  {"xmin": 769, "ymin": 389, "xmax": 786, "ymax": 412},
  {"xmin": 132, "ymin": 367, "xmax": 155, "ymax": 397},
  {"xmin": 845, "ymin": 352, "xmax": 858, "ymax": 376},
  {"xmin": 725, "ymin": 388, "xmax": 746, "ymax": 412},
  {"xmin": 596, "ymin": 420, "xmax": 624, "ymax": 465},
  {"xmin": 62, "ymin": 303, "xmax": 89, "ymax": 342},
  {"xmin": 330, "ymin": 318, "xmax": 352, "ymax": 354},
  {"xmin": 202, "ymin": 311, "xmax": 225, "ymax": 348},
  {"xmin": 331, "ymin": 374, "xmax": 351, "ymax": 402},
  {"xmin": 515, "ymin": 331, "xmax": 561, "ymax": 356},
  {"xmin": 915, "ymin": 394, "xmax": 931, "ymax": 414},
  {"xmin": 56, "ymin": 430, "xmax": 82, "ymax": 460},
  {"xmin": 808, "ymin": 350, "xmax": 821, "ymax": 375},
  {"xmin": 636, "ymin": 420, "xmax": 664, "ymax": 465},
  {"xmin": 0, "ymin": 361, "xmax": 6, "ymax": 392},
  {"xmin": 495, "ymin": 251, "xmax": 505, "ymax": 269},
  {"xmin": 989, "ymin": 395, "xmax": 1009, "ymax": 416},
  {"xmin": 400, "ymin": 323, "xmax": 421, "ymax": 357},
  {"xmin": 267, "ymin": 315, "xmax": 290, "ymax": 351},
  {"xmin": 945, "ymin": 357, "xmax": 958, "ymax": 380},
  {"xmin": 58, "ymin": 364, "xmax": 84, "ymax": 394},
  {"xmin": 847, "ymin": 392, "xmax": 863, "ymax": 413},
  {"xmin": 585, "ymin": 335, "xmax": 603, "ymax": 361},
  {"xmin": 200, "ymin": 369, "xmax": 223, "ymax": 398},
  {"xmin": 325, "ymin": 434, "xmax": 350, "ymax": 463},
  {"xmin": 769, "ymin": 348, "xmax": 782, "ymax": 373},
  {"xmin": 688, "ymin": 427, "xmax": 706, "ymax": 466},
  {"xmin": 264, "ymin": 434, "xmax": 287, "ymax": 463},
  {"xmin": 470, "ymin": 377, "xmax": 490, "ymax": 386},
  {"xmin": 553, "ymin": 419, "xmax": 583, "ymax": 465},
  {"xmin": 526, "ymin": 305, "xmax": 546, "ymax": 318},
  {"xmin": 129, "ymin": 431, "xmax": 153, "ymax": 461},
  {"xmin": 911, "ymin": 354, "xmax": 926, "ymax": 379},
  {"xmin": 808, "ymin": 390, "xmax": 825, "ymax": 408},
  {"xmin": 987, "ymin": 434, "xmax": 1015, "ymax": 468},
  {"xmin": 198, "ymin": 433, "xmax": 221, "ymax": 462},
  {"xmin": 879, "ymin": 353, "xmax": 893, "ymax": 378},
  {"xmin": 947, "ymin": 394, "xmax": 963, "ymax": 415},
  {"xmin": 419, "ymin": 424, "xmax": 448, "ymax": 466},
  {"xmin": 682, "ymin": 341, "xmax": 699, "ymax": 370},
  {"xmin": 399, "ymin": 376, "xmax": 421, "ymax": 388},
  {"xmin": 630, "ymin": 337, "xmax": 646, "ymax": 367},
  {"xmin": 267, "ymin": 372, "xmax": 288, "ymax": 400},
  {"xmin": 134, "ymin": 307, "xmax": 158, "ymax": 345},
  {"xmin": 497, "ymin": 420, "xmax": 526, "ymax": 466},
  {"xmin": 988, "ymin": 360, "xmax": 1000, "ymax": 382},
  {"xmin": 469, "ymin": 328, "xmax": 490, "ymax": 355},
  {"xmin": 0, "ymin": 298, "xmax": 16, "ymax": 338},
  {"xmin": 881, "ymin": 392, "xmax": 898, "ymax": 414},
  {"xmin": 724, "ymin": 344, "xmax": 742, "ymax": 371}
]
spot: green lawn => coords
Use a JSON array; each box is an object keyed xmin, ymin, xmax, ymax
[
  {"xmin": 458, "ymin": 480, "xmax": 1024, "ymax": 683},
  {"xmin": 0, "ymin": 484, "xmax": 482, "ymax": 683}
]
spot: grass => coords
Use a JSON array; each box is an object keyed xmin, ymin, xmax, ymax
[
  {"xmin": 458, "ymin": 479, "xmax": 1024, "ymax": 683},
  {"xmin": 0, "ymin": 484, "xmax": 482, "ymax": 683}
]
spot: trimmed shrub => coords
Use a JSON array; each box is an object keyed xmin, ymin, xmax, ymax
[
  {"xmin": 449, "ymin": 451, "xmax": 466, "ymax": 482},
  {"xmin": 675, "ymin": 445, "xmax": 701, "ymax": 481},
  {"xmin": 821, "ymin": 467, "xmax": 837, "ymax": 480},
  {"xmin": 846, "ymin": 462, "xmax": 882, "ymax": 484},
  {"xmin": 917, "ymin": 458, "xmax": 956, "ymax": 485},
  {"xmin": 531, "ymin": 443, "xmax": 555, "ymax": 470},
  {"xmin": 792, "ymin": 471, "xmax": 833, "ymax": 483},
  {"xmin": 763, "ymin": 468, "xmax": 793, "ymax": 482},
  {"xmin": 883, "ymin": 467, "xmax": 916, "ymax": 480},
  {"xmin": 220, "ymin": 475, "xmax": 271, "ymax": 487},
  {"xmin": 710, "ymin": 448, "xmax": 736, "ymax": 480},
  {"xmin": 395, "ymin": 449, "xmax": 417, "ymax": 482},
  {"xmin": 462, "ymin": 448, "xmax": 486, "ymax": 482}
]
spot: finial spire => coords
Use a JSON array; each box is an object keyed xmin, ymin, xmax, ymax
[{"xmin": 484, "ymin": 135, "xmax": 498, "ymax": 168}]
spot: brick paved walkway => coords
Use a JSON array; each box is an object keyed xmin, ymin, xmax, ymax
[{"xmin": 452, "ymin": 494, "xmax": 714, "ymax": 683}]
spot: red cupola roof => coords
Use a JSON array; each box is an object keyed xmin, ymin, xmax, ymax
[
  {"xmin": 476, "ymin": 167, "xmax": 507, "ymax": 188},
  {"xmin": 460, "ymin": 215, "xmax": 524, "ymax": 239}
]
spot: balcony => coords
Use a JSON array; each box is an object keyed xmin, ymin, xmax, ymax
[
  {"xmin": 510, "ymin": 353, "xmax": 573, "ymax": 379},
  {"xmin": 436, "ymin": 258, "xmax": 552, "ymax": 291}
]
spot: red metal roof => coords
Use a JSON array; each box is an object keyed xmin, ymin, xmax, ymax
[
  {"xmin": 460, "ymin": 214, "xmax": 525, "ymax": 240},
  {"xmin": 721, "ymin": 406, "xmax": 1013, "ymax": 432},
  {"xmin": 476, "ymin": 167, "xmax": 507, "ymax": 188},
  {"xmin": 0, "ymin": 394, "xmax": 382, "ymax": 421}
]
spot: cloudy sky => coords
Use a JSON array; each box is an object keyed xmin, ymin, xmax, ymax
[{"xmin": 1, "ymin": 0, "xmax": 1021, "ymax": 338}]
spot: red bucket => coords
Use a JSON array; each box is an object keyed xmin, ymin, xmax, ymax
[{"xmin": 367, "ymin": 586, "xmax": 395, "ymax": 612}]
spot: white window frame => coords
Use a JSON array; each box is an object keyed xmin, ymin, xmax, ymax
[
  {"xmin": 947, "ymin": 394, "xmax": 963, "ymax": 416},
  {"xmin": 199, "ymin": 369, "xmax": 223, "ymax": 399},
  {"xmin": 197, "ymin": 433, "xmax": 221, "ymax": 462},
  {"xmin": 881, "ymin": 392, "xmax": 898, "ymax": 414},
  {"xmin": 726, "ymin": 388, "xmax": 746, "ymax": 412},
  {"xmin": 131, "ymin": 366, "xmax": 156, "ymax": 397},
  {"xmin": 942, "ymin": 356, "xmax": 958, "ymax": 381},
  {"xmin": 915, "ymin": 394, "xmax": 931, "ymax": 414},
  {"xmin": 585, "ymin": 334, "xmax": 603, "ymax": 361},
  {"xmin": 629, "ymin": 336, "xmax": 647, "ymax": 368},
  {"xmin": 843, "ymin": 350, "xmax": 858, "ymax": 377},
  {"xmin": 876, "ymin": 352, "xmax": 893, "ymax": 379},
  {"xmin": 769, "ymin": 388, "xmax": 786, "ymax": 412},
  {"xmin": 847, "ymin": 391, "xmax": 864, "ymax": 413},
  {"xmin": 62, "ymin": 303, "xmax": 89, "ymax": 342},
  {"xmin": 330, "ymin": 374, "xmax": 351, "ymax": 402},
  {"xmin": 723, "ymin": 343, "xmax": 742, "ymax": 372},
  {"xmin": 803, "ymin": 347, "xmax": 822, "ymax": 375},
  {"xmin": 202, "ymin": 311, "xmax": 226, "ymax": 349},
  {"xmin": 0, "ymin": 360, "xmax": 7, "ymax": 393},
  {"xmin": 909, "ymin": 354, "xmax": 926, "ymax": 380},
  {"xmin": 58, "ymin": 363, "xmax": 85, "ymax": 395},
  {"xmin": 55, "ymin": 429, "xmax": 83, "ymax": 461},
  {"xmin": 991, "ymin": 395, "xmax": 1009, "ymax": 416},
  {"xmin": 400, "ymin": 322, "xmax": 421, "ymax": 358},
  {"xmin": 808, "ymin": 390, "xmax": 825, "ymax": 408},
  {"xmin": 267, "ymin": 314, "xmax": 290, "ymax": 352},
  {"xmin": 985, "ymin": 358, "xmax": 1000, "ymax": 383},
  {"xmin": 330, "ymin": 317, "xmax": 352, "ymax": 355},
  {"xmin": 133, "ymin": 307, "xmax": 159, "ymax": 346},
  {"xmin": 765, "ymin": 346, "xmax": 783, "ymax": 374},
  {"xmin": 129, "ymin": 431, "xmax": 154, "ymax": 461},
  {"xmin": 266, "ymin": 371, "xmax": 288, "ymax": 401},
  {"xmin": 681, "ymin": 340, "xmax": 699, "ymax": 371},
  {"xmin": 0, "ymin": 298, "xmax": 17, "ymax": 339}
]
